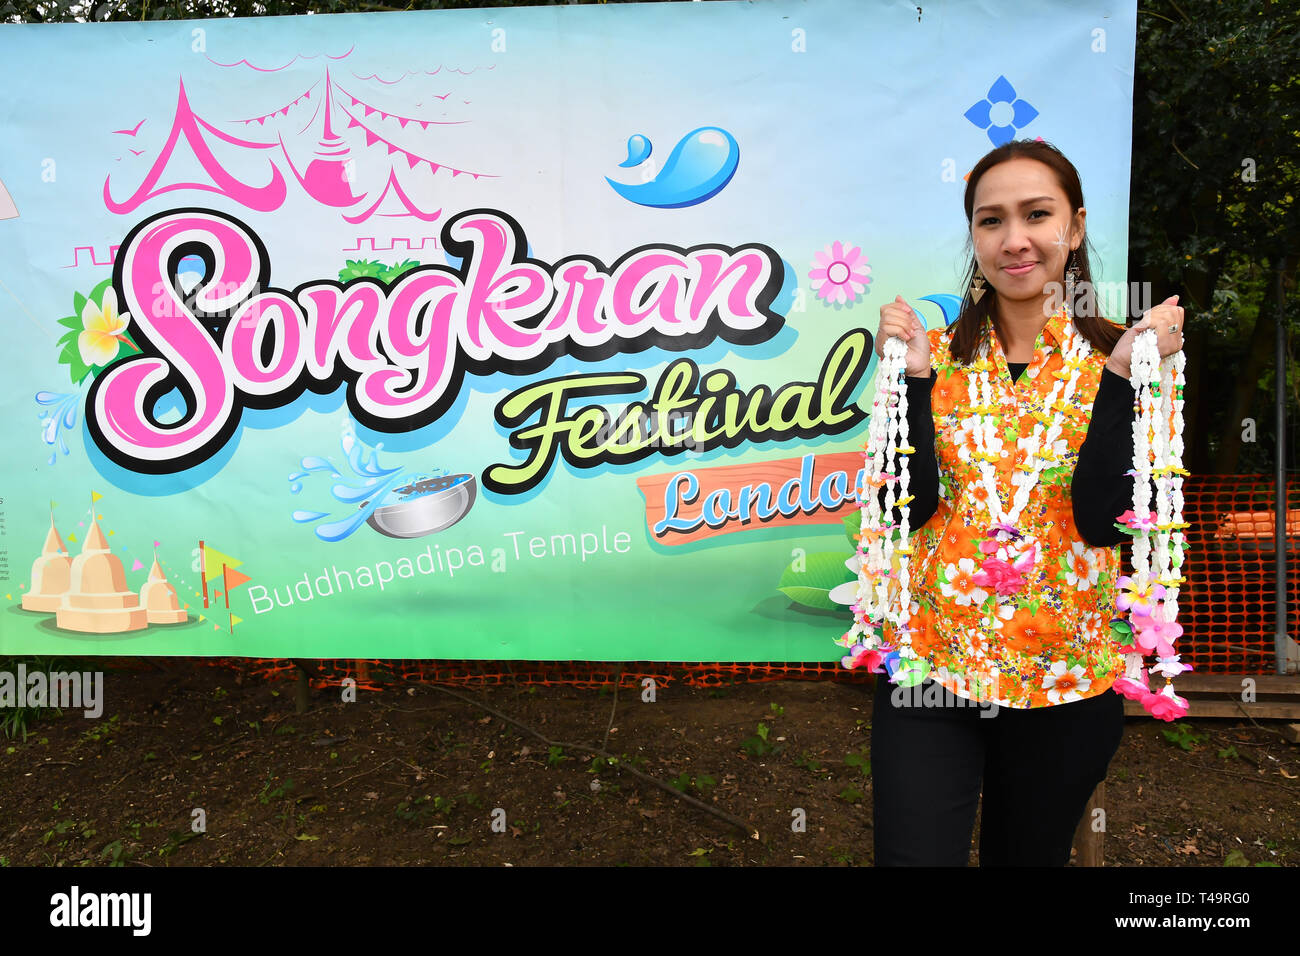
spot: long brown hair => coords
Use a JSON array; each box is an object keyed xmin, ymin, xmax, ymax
[{"xmin": 947, "ymin": 139, "xmax": 1124, "ymax": 365}]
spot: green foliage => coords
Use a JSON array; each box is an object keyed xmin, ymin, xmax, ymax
[
  {"xmin": 0, "ymin": 656, "xmax": 64, "ymax": 741},
  {"xmin": 669, "ymin": 771, "xmax": 716, "ymax": 796},
  {"xmin": 777, "ymin": 551, "xmax": 854, "ymax": 611},
  {"xmin": 843, "ymin": 748, "xmax": 871, "ymax": 777},
  {"xmin": 1224, "ymin": 848, "xmax": 1280, "ymax": 867},
  {"xmin": 740, "ymin": 720, "xmax": 781, "ymax": 758},
  {"xmin": 257, "ymin": 773, "xmax": 294, "ymax": 804},
  {"xmin": 842, "ymin": 509, "xmax": 861, "ymax": 545},
  {"xmin": 1160, "ymin": 721, "xmax": 1206, "ymax": 752},
  {"xmin": 794, "ymin": 752, "xmax": 827, "ymax": 775},
  {"xmin": 337, "ymin": 258, "xmax": 422, "ymax": 283},
  {"xmin": 53, "ymin": 278, "xmax": 138, "ymax": 386},
  {"xmin": 1131, "ymin": 0, "xmax": 1300, "ymax": 474}
]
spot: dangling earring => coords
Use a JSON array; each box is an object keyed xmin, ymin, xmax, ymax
[
  {"xmin": 970, "ymin": 263, "xmax": 988, "ymax": 304},
  {"xmin": 1064, "ymin": 250, "xmax": 1080, "ymax": 321}
]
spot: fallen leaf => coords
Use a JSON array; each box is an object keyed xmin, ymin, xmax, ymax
[
  {"xmin": 364, "ymin": 791, "xmax": 379, "ymax": 800},
  {"xmin": 1279, "ymin": 768, "xmax": 1297, "ymax": 779}
]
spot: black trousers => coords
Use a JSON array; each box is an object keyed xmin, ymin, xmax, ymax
[{"xmin": 870, "ymin": 677, "xmax": 1126, "ymax": 866}]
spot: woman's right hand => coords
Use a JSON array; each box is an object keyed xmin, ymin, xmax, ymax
[{"xmin": 876, "ymin": 295, "xmax": 931, "ymax": 378}]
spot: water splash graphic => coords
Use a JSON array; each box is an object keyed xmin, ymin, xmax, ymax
[
  {"xmin": 36, "ymin": 390, "xmax": 82, "ymax": 465},
  {"xmin": 289, "ymin": 421, "xmax": 457, "ymax": 542}
]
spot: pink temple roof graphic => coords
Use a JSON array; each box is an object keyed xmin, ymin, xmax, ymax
[{"xmin": 103, "ymin": 65, "xmax": 496, "ymax": 223}]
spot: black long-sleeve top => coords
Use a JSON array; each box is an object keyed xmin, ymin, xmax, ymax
[{"xmin": 876, "ymin": 362, "xmax": 1138, "ymax": 548}]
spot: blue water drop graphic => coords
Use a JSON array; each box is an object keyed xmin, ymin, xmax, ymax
[
  {"xmin": 286, "ymin": 422, "xmax": 415, "ymax": 542},
  {"xmin": 35, "ymin": 389, "xmax": 81, "ymax": 466},
  {"xmin": 618, "ymin": 133, "xmax": 652, "ymax": 168},
  {"xmin": 606, "ymin": 126, "xmax": 740, "ymax": 209}
]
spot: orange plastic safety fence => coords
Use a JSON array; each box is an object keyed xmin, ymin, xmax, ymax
[
  {"xmin": 1177, "ymin": 474, "xmax": 1297, "ymax": 675},
  {"xmin": 191, "ymin": 474, "xmax": 1293, "ymax": 689}
]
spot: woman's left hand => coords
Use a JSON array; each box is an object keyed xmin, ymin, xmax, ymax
[{"xmin": 1105, "ymin": 295, "xmax": 1185, "ymax": 379}]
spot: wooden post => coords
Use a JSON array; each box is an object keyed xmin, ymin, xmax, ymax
[
  {"xmin": 295, "ymin": 663, "xmax": 311, "ymax": 715},
  {"xmin": 356, "ymin": 660, "xmax": 371, "ymax": 683},
  {"xmin": 1072, "ymin": 782, "xmax": 1105, "ymax": 866}
]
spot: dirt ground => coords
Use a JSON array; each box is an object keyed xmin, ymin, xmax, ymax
[{"xmin": 1, "ymin": 660, "xmax": 1297, "ymax": 867}]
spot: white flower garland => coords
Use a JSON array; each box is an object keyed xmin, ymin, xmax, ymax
[
  {"xmin": 840, "ymin": 335, "xmax": 916, "ymax": 669},
  {"xmin": 967, "ymin": 323, "xmax": 1091, "ymax": 532},
  {"xmin": 957, "ymin": 318, "xmax": 1092, "ymax": 672},
  {"xmin": 1123, "ymin": 329, "xmax": 1188, "ymax": 705}
]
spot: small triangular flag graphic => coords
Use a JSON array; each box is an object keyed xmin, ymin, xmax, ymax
[
  {"xmin": 131, "ymin": 559, "xmax": 144, "ymax": 571},
  {"xmin": 154, "ymin": 540, "xmax": 161, "ymax": 547},
  {"xmin": 199, "ymin": 615, "xmax": 206, "ymax": 622},
  {"xmin": 91, "ymin": 491, "xmax": 103, "ymax": 502},
  {"xmin": 202, "ymin": 544, "xmax": 243, "ymax": 583},
  {"xmin": 67, "ymin": 533, "xmax": 77, "ymax": 543},
  {"xmin": 230, "ymin": 614, "xmax": 243, "ymax": 627},
  {"xmin": 224, "ymin": 568, "xmax": 252, "ymax": 590}
]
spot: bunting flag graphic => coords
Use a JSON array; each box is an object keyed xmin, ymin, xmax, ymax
[
  {"xmin": 222, "ymin": 563, "xmax": 251, "ymax": 611},
  {"xmin": 199, "ymin": 541, "xmax": 244, "ymax": 609}
]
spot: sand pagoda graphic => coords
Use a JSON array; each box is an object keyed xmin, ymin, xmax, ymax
[
  {"xmin": 21, "ymin": 515, "xmax": 71, "ymax": 612},
  {"xmin": 139, "ymin": 557, "xmax": 188, "ymax": 625},
  {"xmin": 55, "ymin": 518, "xmax": 148, "ymax": 633}
]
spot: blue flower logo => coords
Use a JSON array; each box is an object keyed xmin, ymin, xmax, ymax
[{"xmin": 964, "ymin": 76, "xmax": 1039, "ymax": 146}]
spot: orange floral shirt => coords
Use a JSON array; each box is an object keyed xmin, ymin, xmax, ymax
[{"xmin": 883, "ymin": 306, "xmax": 1126, "ymax": 708}]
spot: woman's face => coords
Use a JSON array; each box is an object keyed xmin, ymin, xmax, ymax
[{"xmin": 970, "ymin": 157, "xmax": 1086, "ymax": 311}]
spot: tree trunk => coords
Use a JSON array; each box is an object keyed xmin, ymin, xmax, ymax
[{"xmin": 1215, "ymin": 258, "xmax": 1282, "ymax": 474}]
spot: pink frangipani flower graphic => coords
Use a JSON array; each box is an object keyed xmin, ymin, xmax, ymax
[
  {"xmin": 972, "ymin": 544, "xmax": 1036, "ymax": 596},
  {"xmin": 810, "ymin": 241, "xmax": 871, "ymax": 306},
  {"xmin": 1150, "ymin": 655, "xmax": 1193, "ymax": 679},
  {"xmin": 842, "ymin": 642, "xmax": 889, "ymax": 672},
  {"xmin": 1146, "ymin": 684, "xmax": 1189, "ymax": 721},
  {"xmin": 1115, "ymin": 575, "xmax": 1165, "ymax": 615},
  {"xmin": 1111, "ymin": 672, "xmax": 1150, "ymax": 701},
  {"xmin": 1130, "ymin": 608, "xmax": 1182, "ymax": 658}
]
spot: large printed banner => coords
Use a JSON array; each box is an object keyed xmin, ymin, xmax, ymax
[{"xmin": 0, "ymin": 0, "xmax": 1136, "ymax": 659}]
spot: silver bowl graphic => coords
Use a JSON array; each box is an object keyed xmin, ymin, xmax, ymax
[{"xmin": 362, "ymin": 474, "xmax": 477, "ymax": 539}]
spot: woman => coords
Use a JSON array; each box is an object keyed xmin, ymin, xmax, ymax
[{"xmin": 867, "ymin": 139, "xmax": 1185, "ymax": 866}]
